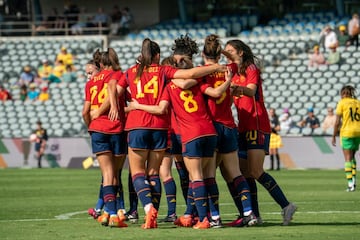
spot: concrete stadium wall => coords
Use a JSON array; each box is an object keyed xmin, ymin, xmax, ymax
[{"xmin": 0, "ymin": 136, "xmax": 349, "ymax": 169}]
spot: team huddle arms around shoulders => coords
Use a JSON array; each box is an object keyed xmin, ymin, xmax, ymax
[{"xmin": 82, "ymin": 35, "xmax": 299, "ymax": 229}]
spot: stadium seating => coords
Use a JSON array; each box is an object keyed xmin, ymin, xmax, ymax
[{"xmin": 1, "ymin": 11, "xmax": 359, "ymax": 138}]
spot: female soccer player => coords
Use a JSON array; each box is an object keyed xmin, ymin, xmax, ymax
[
  {"xmin": 82, "ymin": 49, "xmax": 127, "ymax": 228},
  {"xmin": 119, "ymin": 38, "xmax": 226, "ymax": 229},
  {"xmin": 159, "ymin": 35, "xmax": 202, "ymax": 223},
  {"xmin": 158, "ymin": 56, "xmax": 182, "ymax": 223},
  {"xmin": 83, "ymin": 59, "xmax": 107, "ymax": 220},
  {"xmin": 200, "ymin": 34, "xmax": 257, "ymax": 227},
  {"xmin": 332, "ymin": 85, "xmax": 360, "ymax": 192},
  {"xmin": 224, "ymin": 39, "xmax": 297, "ymax": 226}
]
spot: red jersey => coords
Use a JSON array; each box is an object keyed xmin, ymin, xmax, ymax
[
  {"xmin": 200, "ymin": 69, "xmax": 236, "ymax": 128},
  {"xmin": 112, "ymin": 70, "xmax": 126, "ymax": 123},
  {"xmin": 232, "ymin": 64, "xmax": 271, "ymax": 133},
  {"xmin": 170, "ymin": 109, "xmax": 180, "ymax": 135},
  {"xmin": 0, "ymin": 89, "xmax": 12, "ymax": 101},
  {"xmin": 119, "ymin": 64, "xmax": 177, "ymax": 130},
  {"xmin": 163, "ymin": 81, "xmax": 216, "ymax": 144},
  {"xmin": 85, "ymin": 69, "xmax": 124, "ymax": 134}
]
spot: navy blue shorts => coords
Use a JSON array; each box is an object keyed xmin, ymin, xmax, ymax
[
  {"xmin": 128, "ymin": 129, "xmax": 167, "ymax": 150},
  {"xmin": 213, "ymin": 122, "xmax": 238, "ymax": 153},
  {"xmin": 238, "ymin": 130, "xmax": 270, "ymax": 159},
  {"xmin": 169, "ymin": 133, "xmax": 182, "ymax": 155},
  {"xmin": 90, "ymin": 131, "xmax": 127, "ymax": 156},
  {"xmin": 183, "ymin": 135, "xmax": 217, "ymax": 158}
]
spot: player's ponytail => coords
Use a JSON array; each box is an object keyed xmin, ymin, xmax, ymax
[
  {"xmin": 137, "ymin": 38, "xmax": 160, "ymax": 78},
  {"xmin": 203, "ymin": 34, "xmax": 221, "ymax": 60},
  {"xmin": 108, "ymin": 48, "xmax": 121, "ymax": 71}
]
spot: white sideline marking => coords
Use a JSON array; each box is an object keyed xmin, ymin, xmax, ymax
[
  {"xmin": 1, "ymin": 210, "xmax": 360, "ymax": 223},
  {"xmin": 55, "ymin": 210, "xmax": 88, "ymax": 220}
]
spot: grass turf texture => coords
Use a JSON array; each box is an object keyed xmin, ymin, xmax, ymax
[{"xmin": 0, "ymin": 168, "xmax": 359, "ymax": 240}]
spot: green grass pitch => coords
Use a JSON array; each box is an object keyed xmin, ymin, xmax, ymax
[{"xmin": 0, "ymin": 168, "xmax": 359, "ymax": 240}]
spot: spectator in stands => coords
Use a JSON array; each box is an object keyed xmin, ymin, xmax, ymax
[
  {"xmin": 322, "ymin": 107, "xmax": 336, "ymax": 136},
  {"xmin": 39, "ymin": 59, "xmax": 63, "ymax": 86},
  {"xmin": 348, "ymin": 13, "xmax": 360, "ymax": 49},
  {"xmin": 119, "ymin": 7, "xmax": 134, "ymax": 36},
  {"xmin": 0, "ymin": 84, "xmax": 12, "ymax": 101},
  {"xmin": 278, "ymin": 108, "xmax": 294, "ymax": 135},
  {"xmin": 51, "ymin": 60, "xmax": 66, "ymax": 81},
  {"xmin": 109, "ymin": 5, "xmax": 122, "ymax": 36},
  {"xmin": 325, "ymin": 44, "xmax": 341, "ymax": 65},
  {"xmin": 308, "ymin": 45, "xmax": 326, "ymax": 68},
  {"xmin": 56, "ymin": 46, "xmax": 73, "ymax": 66},
  {"xmin": 70, "ymin": 7, "xmax": 90, "ymax": 35},
  {"xmin": 19, "ymin": 65, "xmax": 35, "ymax": 87},
  {"xmin": 38, "ymin": 86, "xmax": 49, "ymax": 101},
  {"xmin": 26, "ymin": 83, "xmax": 40, "ymax": 102},
  {"xmin": 34, "ymin": 8, "xmax": 60, "ymax": 35},
  {"xmin": 319, "ymin": 25, "xmax": 338, "ymax": 52},
  {"xmin": 63, "ymin": 3, "xmax": 80, "ymax": 29},
  {"xmin": 62, "ymin": 64, "xmax": 77, "ymax": 83},
  {"xmin": 38, "ymin": 59, "xmax": 53, "ymax": 81},
  {"xmin": 91, "ymin": 7, "xmax": 108, "ymax": 29},
  {"xmin": 297, "ymin": 107, "xmax": 320, "ymax": 135},
  {"xmin": 20, "ymin": 85, "xmax": 27, "ymax": 102},
  {"xmin": 337, "ymin": 25, "xmax": 350, "ymax": 48}
]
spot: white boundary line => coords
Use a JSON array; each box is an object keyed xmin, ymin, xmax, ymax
[{"xmin": 1, "ymin": 209, "xmax": 359, "ymax": 223}]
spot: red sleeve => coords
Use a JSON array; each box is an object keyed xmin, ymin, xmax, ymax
[
  {"xmin": 246, "ymin": 64, "xmax": 260, "ymax": 85},
  {"xmin": 118, "ymin": 70, "xmax": 128, "ymax": 88},
  {"xmin": 112, "ymin": 70, "xmax": 123, "ymax": 81},
  {"xmin": 161, "ymin": 86, "xmax": 171, "ymax": 102},
  {"xmin": 161, "ymin": 65, "xmax": 178, "ymax": 81},
  {"xmin": 199, "ymin": 80, "xmax": 210, "ymax": 93}
]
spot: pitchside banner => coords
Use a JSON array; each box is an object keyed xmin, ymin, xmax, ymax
[
  {"xmin": 0, "ymin": 137, "xmax": 94, "ymax": 168},
  {"xmin": 0, "ymin": 136, "xmax": 349, "ymax": 169}
]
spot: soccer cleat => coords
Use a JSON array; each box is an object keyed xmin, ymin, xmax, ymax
[
  {"xmin": 346, "ymin": 186, "xmax": 355, "ymax": 192},
  {"xmin": 242, "ymin": 212, "xmax": 258, "ymax": 227},
  {"xmin": 174, "ymin": 215, "xmax": 194, "ymax": 227},
  {"xmin": 257, "ymin": 216, "xmax": 264, "ymax": 225},
  {"xmin": 192, "ymin": 216, "xmax": 199, "ymax": 225},
  {"xmin": 108, "ymin": 215, "xmax": 128, "ymax": 228},
  {"xmin": 227, "ymin": 213, "xmax": 257, "ymax": 227},
  {"xmin": 282, "ymin": 202, "xmax": 297, "ymax": 226},
  {"xmin": 193, "ymin": 217, "xmax": 210, "ymax": 229},
  {"xmin": 117, "ymin": 209, "xmax": 127, "ymax": 222},
  {"xmin": 160, "ymin": 213, "xmax": 177, "ymax": 223},
  {"xmin": 88, "ymin": 208, "xmax": 101, "ymax": 219},
  {"xmin": 142, "ymin": 205, "xmax": 158, "ymax": 229},
  {"xmin": 97, "ymin": 212, "xmax": 110, "ymax": 226},
  {"xmin": 209, "ymin": 218, "xmax": 223, "ymax": 228},
  {"xmin": 226, "ymin": 216, "xmax": 243, "ymax": 227},
  {"xmin": 125, "ymin": 210, "xmax": 139, "ymax": 224}
]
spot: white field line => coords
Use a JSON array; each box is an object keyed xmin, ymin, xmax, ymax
[{"xmin": 0, "ymin": 209, "xmax": 359, "ymax": 222}]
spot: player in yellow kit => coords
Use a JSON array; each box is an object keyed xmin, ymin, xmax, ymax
[{"xmin": 332, "ymin": 85, "xmax": 360, "ymax": 192}]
